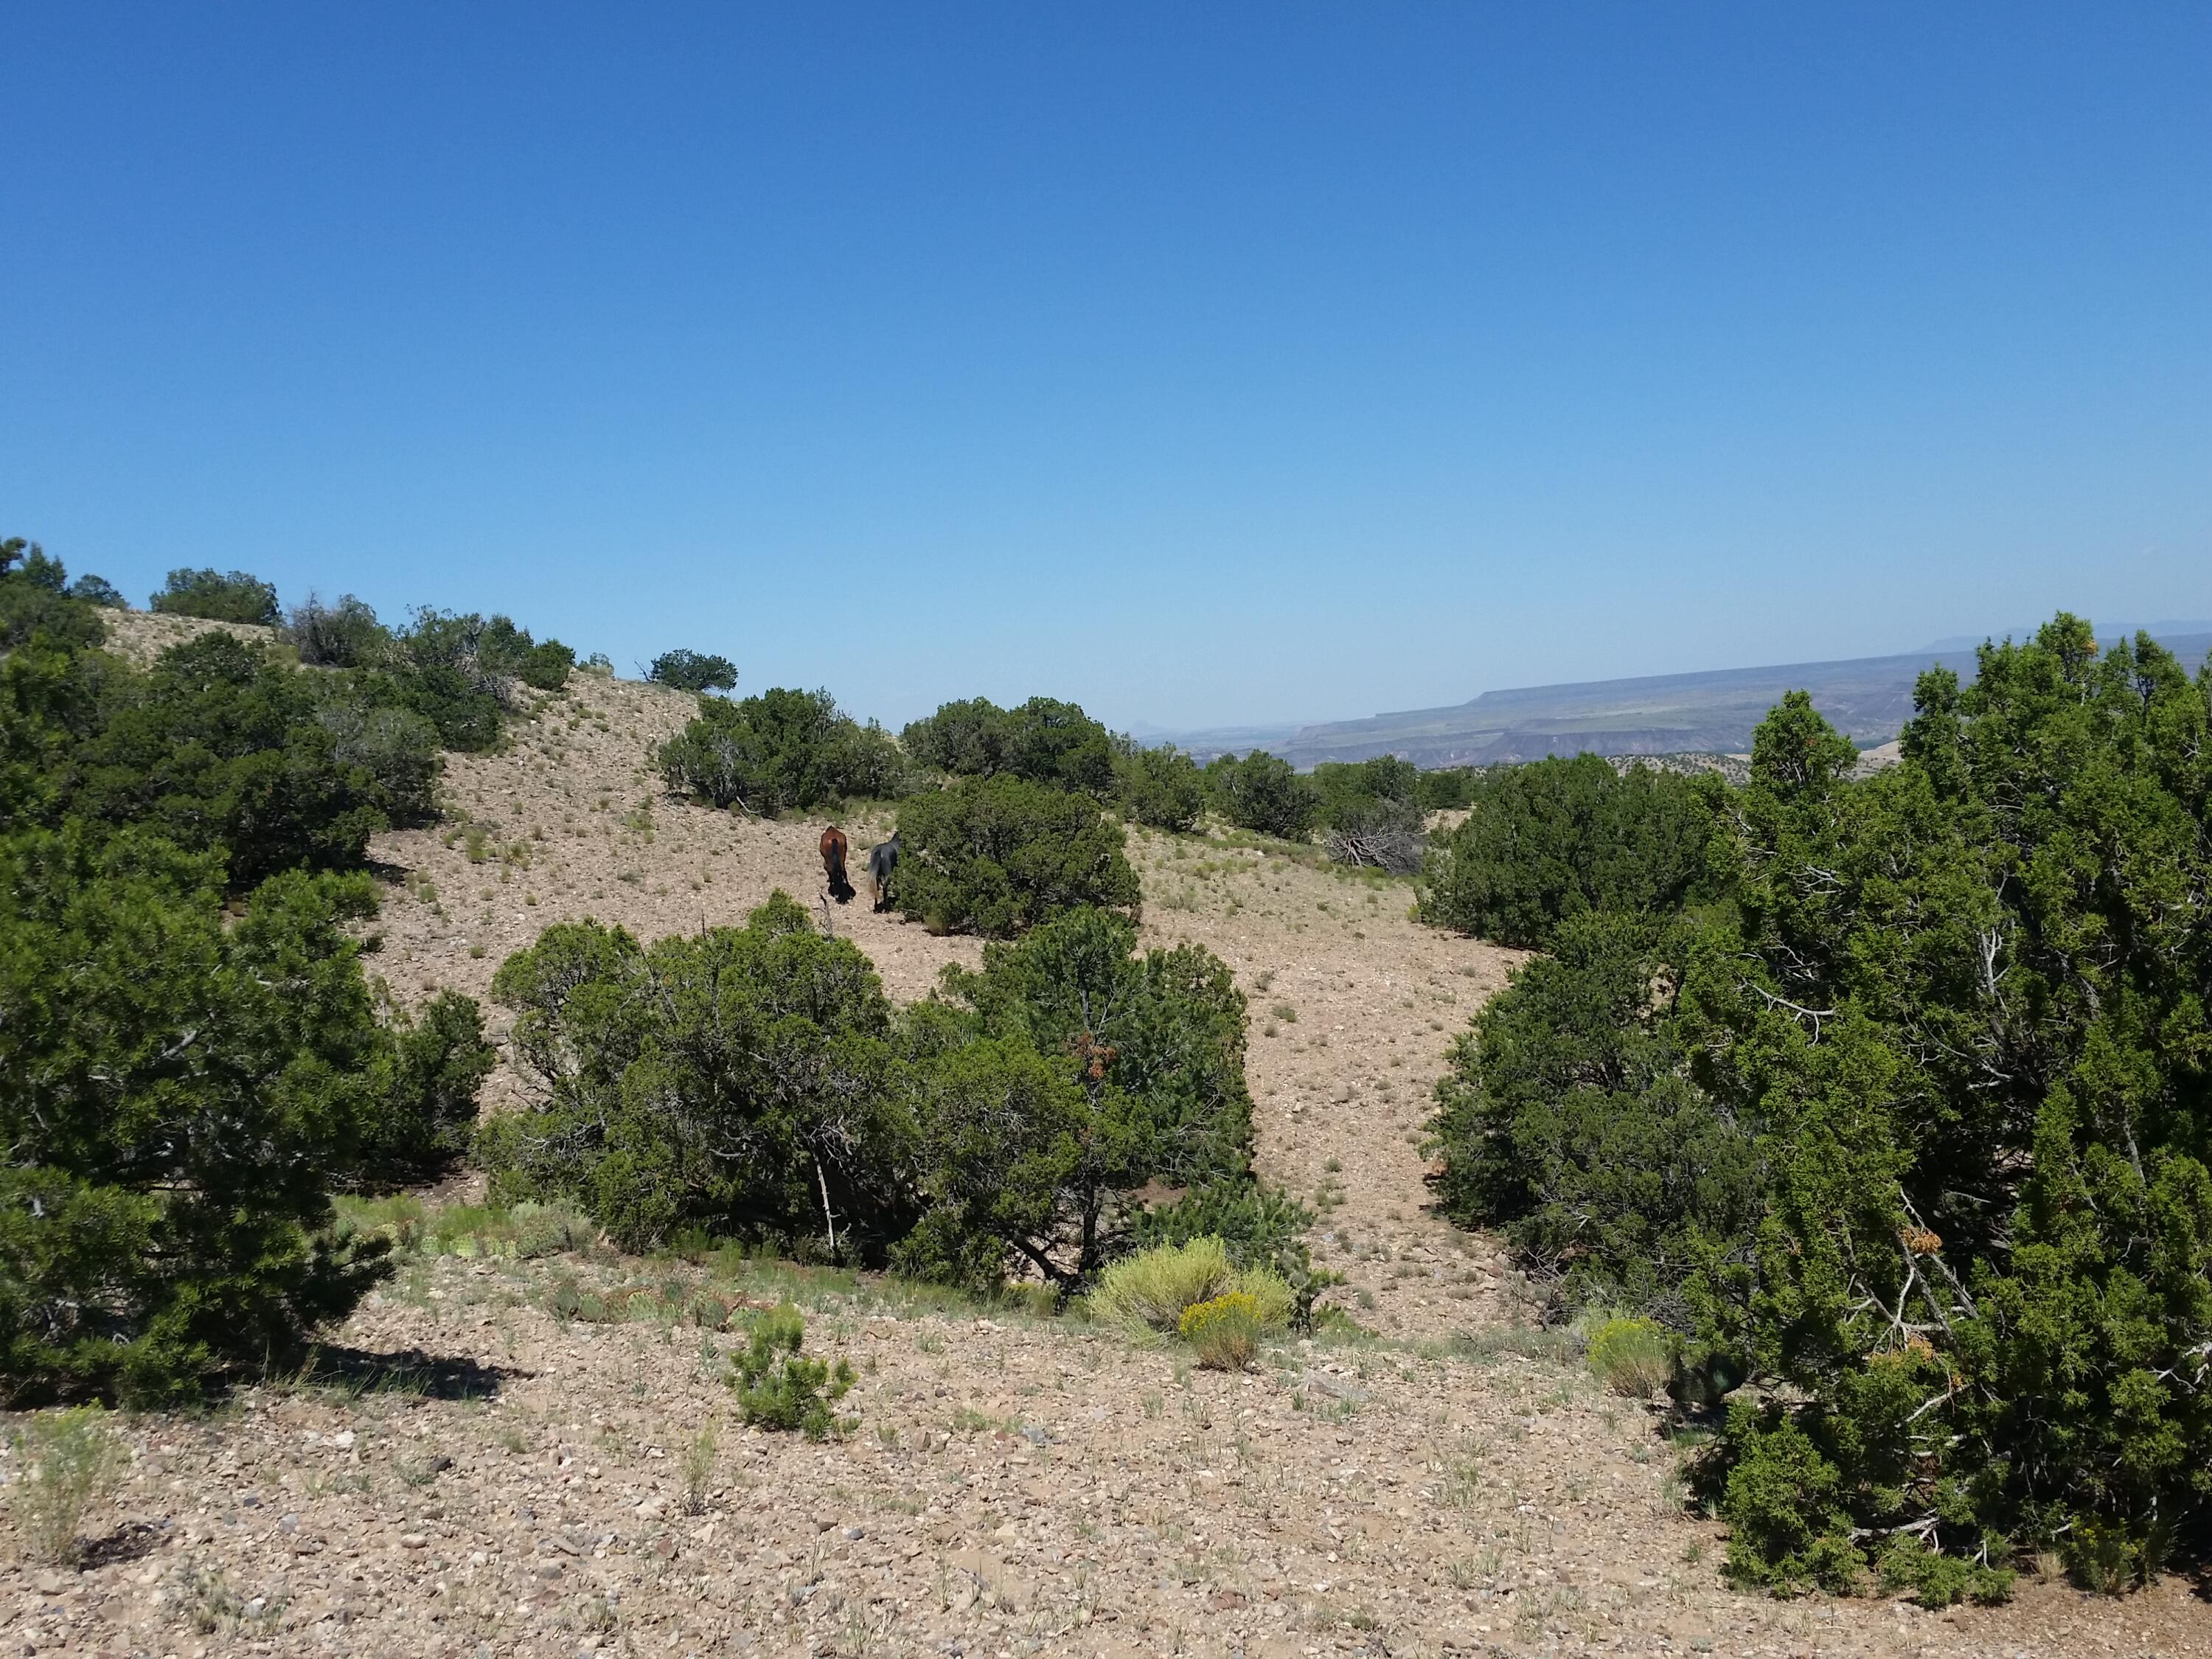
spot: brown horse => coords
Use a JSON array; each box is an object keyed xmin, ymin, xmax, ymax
[{"xmin": 820, "ymin": 825, "xmax": 856, "ymax": 904}]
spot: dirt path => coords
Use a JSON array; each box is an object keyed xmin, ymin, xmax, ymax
[{"xmin": 1121, "ymin": 828, "xmax": 1528, "ymax": 1336}]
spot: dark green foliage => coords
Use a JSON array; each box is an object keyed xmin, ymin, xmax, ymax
[
  {"xmin": 648, "ymin": 649, "xmax": 737, "ymax": 693},
  {"xmin": 515, "ymin": 640, "xmax": 574, "ymax": 690},
  {"xmin": 1116, "ymin": 742, "xmax": 1206, "ymax": 831},
  {"xmin": 1312, "ymin": 754, "xmax": 1419, "ymax": 827},
  {"xmin": 289, "ymin": 597, "xmax": 573, "ymax": 717},
  {"xmin": 897, "ymin": 908, "xmax": 1257, "ymax": 1290},
  {"xmin": 479, "ymin": 894, "xmax": 919, "ymax": 1256},
  {"xmin": 56, "ymin": 632, "xmax": 396, "ymax": 888},
  {"xmin": 475, "ymin": 614, "xmax": 574, "ymax": 691},
  {"xmin": 0, "ymin": 831, "xmax": 402, "ymax": 1402},
  {"xmin": 64, "ymin": 574, "xmax": 125, "ymax": 609},
  {"xmin": 149, "ymin": 567, "xmax": 279, "ymax": 626},
  {"xmin": 1, "ymin": 540, "xmax": 106, "ymax": 653},
  {"xmin": 375, "ymin": 609, "xmax": 508, "ymax": 751},
  {"xmin": 1205, "ymin": 750, "xmax": 1319, "ymax": 841},
  {"xmin": 1416, "ymin": 766, "xmax": 1480, "ymax": 810},
  {"xmin": 1433, "ymin": 616, "xmax": 2212, "ymax": 1591},
  {"xmin": 311, "ymin": 685, "xmax": 442, "ymax": 828},
  {"xmin": 355, "ymin": 992, "xmax": 497, "ymax": 1186},
  {"xmin": 1128, "ymin": 1183, "xmax": 1312, "ymax": 1267},
  {"xmin": 1, "ymin": 538, "xmax": 66, "ymax": 590},
  {"xmin": 893, "ymin": 774, "xmax": 1140, "ymax": 936},
  {"xmin": 728, "ymin": 1304, "xmax": 855, "ymax": 1439},
  {"xmin": 1311, "ymin": 755, "xmax": 1428, "ymax": 870},
  {"xmin": 902, "ymin": 696, "xmax": 1118, "ymax": 796},
  {"xmin": 656, "ymin": 686, "xmax": 908, "ymax": 813},
  {"xmin": 1716, "ymin": 1405, "xmax": 1863, "ymax": 1594},
  {"xmin": 1429, "ymin": 913, "xmax": 1760, "ymax": 1320},
  {"xmin": 891, "ymin": 1034, "xmax": 1095, "ymax": 1292},
  {"xmin": 284, "ymin": 594, "xmax": 388, "ymax": 669},
  {"xmin": 1419, "ymin": 754, "xmax": 1717, "ymax": 947},
  {"xmin": 1684, "ymin": 637, "xmax": 2212, "ymax": 1585}
]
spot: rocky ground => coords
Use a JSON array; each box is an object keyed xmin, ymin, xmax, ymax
[{"xmin": 8, "ymin": 619, "xmax": 2205, "ymax": 1657}]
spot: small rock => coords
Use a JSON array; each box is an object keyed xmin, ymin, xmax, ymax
[
  {"xmin": 535, "ymin": 1561, "xmax": 564, "ymax": 1579},
  {"xmin": 277, "ymin": 1514, "xmax": 299, "ymax": 1535},
  {"xmin": 329, "ymin": 1430, "xmax": 356, "ymax": 1450},
  {"xmin": 400, "ymin": 1534, "xmax": 430, "ymax": 1549},
  {"xmin": 841, "ymin": 1526, "xmax": 864, "ymax": 1540}
]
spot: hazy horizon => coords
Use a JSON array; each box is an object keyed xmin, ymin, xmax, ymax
[{"xmin": 4, "ymin": 4, "xmax": 2206, "ymax": 732}]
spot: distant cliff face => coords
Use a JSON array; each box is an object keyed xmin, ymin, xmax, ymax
[{"xmin": 1162, "ymin": 632, "xmax": 2212, "ymax": 771}]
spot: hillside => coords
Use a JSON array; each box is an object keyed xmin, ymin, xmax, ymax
[
  {"xmin": 7, "ymin": 612, "xmax": 2203, "ymax": 1658},
  {"xmin": 1164, "ymin": 630, "xmax": 2212, "ymax": 768}
]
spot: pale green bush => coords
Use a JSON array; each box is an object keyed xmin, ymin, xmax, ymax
[
  {"xmin": 7, "ymin": 1406, "xmax": 124, "ymax": 1565},
  {"xmin": 1178, "ymin": 1292, "xmax": 1264, "ymax": 1370},
  {"xmin": 1091, "ymin": 1237, "xmax": 1292, "ymax": 1340},
  {"xmin": 1582, "ymin": 1312, "xmax": 1674, "ymax": 1399}
]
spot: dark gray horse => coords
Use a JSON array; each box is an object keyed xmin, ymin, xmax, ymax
[{"xmin": 865, "ymin": 832, "xmax": 900, "ymax": 913}]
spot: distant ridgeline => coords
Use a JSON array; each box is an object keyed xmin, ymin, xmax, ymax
[{"xmin": 1166, "ymin": 627, "xmax": 2212, "ymax": 768}]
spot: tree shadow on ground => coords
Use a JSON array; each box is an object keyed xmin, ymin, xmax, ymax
[
  {"xmin": 80, "ymin": 1520, "xmax": 164, "ymax": 1568},
  {"xmin": 287, "ymin": 1346, "xmax": 530, "ymax": 1402}
]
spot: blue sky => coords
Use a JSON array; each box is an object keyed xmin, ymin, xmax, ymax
[{"xmin": 4, "ymin": 5, "xmax": 2206, "ymax": 730}]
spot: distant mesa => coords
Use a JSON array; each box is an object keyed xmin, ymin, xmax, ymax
[{"xmin": 1157, "ymin": 626, "xmax": 2212, "ymax": 769}]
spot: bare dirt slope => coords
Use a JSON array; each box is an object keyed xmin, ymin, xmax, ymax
[{"xmin": 11, "ymin": 627, "xmax": 2202, "ymax": 1658}]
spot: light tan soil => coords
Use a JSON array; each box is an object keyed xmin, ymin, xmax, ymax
[{"xmin": 12, "ymin": 619, "xmax": 2204, "ymax": 1657}]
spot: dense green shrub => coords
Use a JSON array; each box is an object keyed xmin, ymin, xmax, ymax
[
  {"xmin": 58, "ymin": 632, "xmax": 398, "ymax": 888},
  {"xmin": 1, "ymin": 540, "xmax": 106, "ymax": 653},
  {"xmin": 1127, "ymin": 1180, "xmax": 1312, "ymax": 1270},
  {"xmin": 1433, "ymin": 619, "xmax": 2212, "ymax": 1595},
  {"xmin": 0, "ymin": 832, "xmax": 415, "ymax": 1402},
  {"xmin": 729, "ymin": 1304, "xmax": 855, "ymax": 1439},
  {"xmin": 1418, "ymin": 754, "xmax": 1717, "ymax": 947},
  {"xmin": 647, "ymin": 648, "xmax": 737, "ymax": 693},
  {"xmin": 149, "ymin": 566, "xmax": 279, "ymax": 625},
  {"xmin": 902, "ymin": 695, "xmax": 1118, "ymax": 796},
  {"xmin": 476, "ymin": 614, "xmax": 574, "ymax": 690},
  {"xmin": 1416, "ymin": 765, "xmax": 1480, "ymax": 810},
  {"xmin": 1310, "ymin": 755, "xmax": 1428, "ymax": 871},
  {"xmin": 893, "ymin": 774, "xmax": 1140, "ymax": 936},
  {"xmin": 63, "ymin": 575, "xmax": 125, "ymax": 609},
  {"xmin": 479, "ymin": 894, "xmax": 919, "ymax": 1256},
  {"xmin": 311, "ymin": 686, "xmax": 442, "ymax": 828},
  {"xmin": 355, "ymin": 992, "xmax": 498, "ymax": 1186},
  {"xmin": 657, "ymin": 686, "xmax": 908, "ymax": 813},
  {"xmin": 897, "ymin": 908, "xmax": 1255, "ymax": 1290},
  {"xmin": 284, "ymin": 594, "xmax": 389, "ymax": 668},
  {"xmin": 1115, "ymin": 742, "xmax": 1206, "ymax": 831},
  {"xmin": 1205, "ymin": 750, "xmax": 1319, "ymax": 841},
  {"xmin": 1428, "ymin": 911, "xmax": 1760, "ymax": 1320},
  {"xmin": 1312, "ymin": 754, "xmax": 1419, "ymax": 825}
]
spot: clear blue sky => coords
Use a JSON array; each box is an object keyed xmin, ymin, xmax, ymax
[{"xmin": 4, "ymin": 5, "xmax": 2206, "ymax": 731}]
